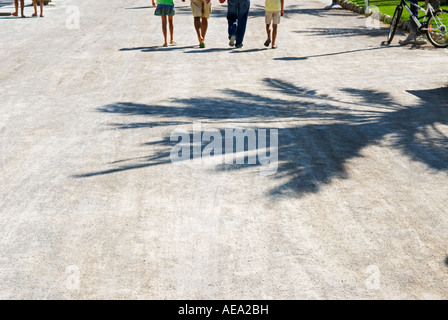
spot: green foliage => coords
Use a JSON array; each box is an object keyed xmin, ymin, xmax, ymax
[{"xmin": 346, "ymin": 0, "xmax": 448, "ymax": 21}]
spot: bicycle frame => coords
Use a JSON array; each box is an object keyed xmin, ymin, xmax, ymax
[
  {"xmin": 386, "ymin": 0, "xmax": 448, "ymax": 47},
  {"xmin": 399, "ymin": 0, "xmax": 436, "ymax": 31}
]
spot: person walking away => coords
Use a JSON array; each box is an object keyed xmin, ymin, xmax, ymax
[
  {"xmin": 183, "ymin": 0, "xmax": 212, "ymax": 48},
  {"xmin": 264, "ymin": 0, "xmax": 284, "ymax": 49},
  {"xmin": 220, "ymin": 0, "xmax": 250, "ymax": 48},
  {"xmin": 154, "ymin": 0, "xmax": 177, "ymax": 47},
  {"xmin": 32, "ymin": 0, "xmax": 44, "ymax": 17}
]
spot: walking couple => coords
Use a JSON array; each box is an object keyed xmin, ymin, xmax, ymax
[
  {"xmin": 225, "ymin": 0, "xmax": 284, "ymax": 49},
  {"xmin": 185, "ymin": 0, "xmax": 253, "ymax": 49},
  {"xmin": 11, "ymin": 0, "xmax": 44, "ymax": 18}
]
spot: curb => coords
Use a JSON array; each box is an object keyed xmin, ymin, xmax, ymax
[{"xmin": 337, "ymin": 0, "xmax": 411, "ymax": 32}]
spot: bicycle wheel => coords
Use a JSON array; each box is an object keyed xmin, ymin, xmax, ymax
[
  {"xmin": 387, "ymin": 5, "xmax": 403, "ymax": 44},
  {"xmin": 427, "ymin": 9, "xmax": 448, "ymax": 48}
]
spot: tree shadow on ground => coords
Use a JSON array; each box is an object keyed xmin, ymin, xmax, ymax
[
  {"xmin": 74, "ymin": 78, "xmax": 448, "ymax": 197},
  {"xmin": 286, "ymin": 6, "xmax": 358, "ymax": 18},
  {"xmin": 274, "ymin": 45, "xmax": 392, "ymax": 61},
  {"xmin": 293, "ymin": 27, "xmax": 387, "ymax": 38},
  {"xmin": 125, "ymin": 6, "xmax": 155, "ymax": 10}
]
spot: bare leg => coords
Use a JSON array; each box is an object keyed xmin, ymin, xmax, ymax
[
  {"xmin": 12, "ymin": 0, "xmax": 18, "ymax": 15},
  {"xmin": 40, "ymin": 0, "xmax": 44, "ymax": 17},
  {"xmin": 32, "ymin": 0, "xmax": 38, "ymax": 16},
  {"xmin": 201, "ymin": 18, "xmax": 208, "ymax": 42},
  {"xmin": 264, "ymin": 23, "xmax": 272, "ymax": 47},
  {"xmin": 20, "ymin": 0, "xmax": 24, "ymax": 17},
  {"xmin": 266, "ymin": 24, "xmax": 271, "ymax": 41},
  {"xmin": 168, "ymin": 15, "xmax": 175, "ymax": 44},
  {"xmin": 272, "ymin": 24, "xmax": 278, "ymax": 48},
  {"xmin": 194, "ymin": 17, "xmax": 203, "ymax": 44},
  {"xmin": 161, "ymin": 15, "xmax": 168, "ymax": 46}
]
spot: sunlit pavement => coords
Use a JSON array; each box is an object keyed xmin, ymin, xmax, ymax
[{"xmin": 0, "ymin": 0, "xmax": 447, "ymax": 299}]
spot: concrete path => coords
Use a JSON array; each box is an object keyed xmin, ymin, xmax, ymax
[{"xmin": 1, "ymin": 0, "xmax": 448, "ymax": 299}]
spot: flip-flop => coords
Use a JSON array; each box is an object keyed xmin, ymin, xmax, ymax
[
  {"xmin": 169, "ymin": 40, "xmax": 177, "ymax": 46},
  {"xmin": 264, "ymin": 39, "xmax": 271, "ymax": 47},
  {"xmin": 11, "ymin": 12, "xmax": 18, "ymax": 16},
  {"xmin": 271, "ymin": 45, "xmax": 278, "ymax": 49},
  {"xmin": 32, "ymin": 13, "xmax": 37, "ymax": 17},
  {"xmin": 162, "ymin": 44, "xmax": 168, "ymax": 47},
  {"xmin": 199, "ymin": 42, "xmax": 206, "ymax": 48}
]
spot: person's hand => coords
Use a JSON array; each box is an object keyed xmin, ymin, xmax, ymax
[
  {"xmin": 206, "ymin": 0, "xmax": 211, "ymax": 3},
  {"xmin": 152, "ymin": 0, "xmax": 156, "ymax": 7},
  {"xmin": 281, "ymin": 9, "xmax": 284, "ymax": 16}
]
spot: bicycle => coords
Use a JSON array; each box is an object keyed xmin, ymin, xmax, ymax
[{"xmin": 386, "ymin": 0, "xmax": 448, "ymax": 48}]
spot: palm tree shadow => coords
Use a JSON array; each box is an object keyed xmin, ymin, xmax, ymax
[
  {"xmin": 274, "ymin": 46, "xmax": 393, "ymax": 61},
  {"xmin": 74, "ymin": 79, "xmax": 448, "ymax": 197}
]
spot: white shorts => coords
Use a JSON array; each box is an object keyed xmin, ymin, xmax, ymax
[{"xmin": 265, "ymin": 11, "xmax": 280, "ymax": 25}]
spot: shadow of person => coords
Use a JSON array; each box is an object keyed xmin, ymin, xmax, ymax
[{"xmin": 120, "ymin": 45, "xmax": 196, "ymax": 52}]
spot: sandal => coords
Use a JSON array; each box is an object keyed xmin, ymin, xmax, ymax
[
  {"xmin": 32, "ymin": 13, "xmax": 37, "ymax": 17},
  {"xmin": 169, "ymin": 40, "xmax": 177, "ymax": 46},
  {"xmin": 264, "ymin": 39, "xmax": 271, "ymax": 47},
  {"xmin": 199, "ymin": 42, "xmax": 206, "ymax": 48},
  {"xmin": 11, "ymin": 12, "xmax": 18, "ymax": 16}
]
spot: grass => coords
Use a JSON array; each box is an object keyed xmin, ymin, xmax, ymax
[{"xmin": 346, "ymin": 0, "xmax": 448, "ymax": 20}]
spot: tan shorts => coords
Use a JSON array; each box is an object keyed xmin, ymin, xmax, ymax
[
  {"xmin": 191, "ymin": 0, "xmax": 212, "ymax": 18},
  {"xmin": 265, "ymin": 11, "xmax": 281, "ymax": 25}
]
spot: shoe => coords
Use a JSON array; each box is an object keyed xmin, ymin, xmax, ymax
[
  {"xmin": 399, "ymin": 34, "xmax": 427, "ymax": 45},
  {"xmin": 199, "ymin": 42, "xmax": 206, "ymax": 48},
  {"xmin": 229, "ymin": 35, "xmax": 236, "ymax": 47},
  {"xmin": 264, "ymin": 39, "xmax": 271, "ymax": 47},
  {"xmin": 235, "ymin": 44, "xmax": 243, "ymax": 48},
  {"xmin": 411, "ymin": 35, "xmax": 427, "ymax": 45},
  {"xmin": 398, "ymin": 34, "xmax": 414, "ymax": 45}
]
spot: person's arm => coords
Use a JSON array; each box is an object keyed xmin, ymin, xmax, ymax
[
  {"xmin": 281, "ymin": 0, "xmax": 284, "ymax": 16},
  {"xmin": 152, "ymin": 0, "xmax": 156, "ymax": 7}
]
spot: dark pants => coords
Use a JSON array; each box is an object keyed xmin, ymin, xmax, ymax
[
  {"xmin": 227, "ymin": 0, "xmax": 250, "ymax": 46},
  {"xmin": 409, "ymin": 0, "xmax": 419, "ymax": 34}
]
